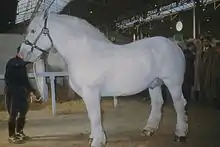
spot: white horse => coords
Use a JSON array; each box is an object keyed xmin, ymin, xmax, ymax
[{"xmin": 19, "ymin": 12, "xmax": 188, "ymax": 147}]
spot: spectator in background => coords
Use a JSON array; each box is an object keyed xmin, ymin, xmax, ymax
[
  {"xmin": 200, "ymin": 36, "xmax": 215, "ymax": 103},
  {"xmin": 182, "ymin": 42, "xmax": 196, "ymax": 103},
  {"xmin": 193, "ymin": 39, "xmax": 203, "ymax": 103},
  {"xmin": 212, "ymin": 42, "xmax": 220, "ymax": 109}
]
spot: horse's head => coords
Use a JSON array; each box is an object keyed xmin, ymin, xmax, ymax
[{"xmin": 19, "ymin": 12, "xmax": 54, "ymax": 62}]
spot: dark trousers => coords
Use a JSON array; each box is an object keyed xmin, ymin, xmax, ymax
[
  {"xmin": 214, "ymin": 78, "xmax": 220, "ymax": 109},
  {"xmin": 182, "ymin": 84, "xmax": 192, "ymax": 103},
  {"xmin": 5, "ymin": 86, "xmax": 29, "ymax": 137}
]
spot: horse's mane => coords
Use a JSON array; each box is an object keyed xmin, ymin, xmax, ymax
[
  {"xmin": 61, "ymin": 15, "xmax": 111, "ymax": 43},
  {"xmin": 31, "ymin": 13, "xmax": 111, "ymax": 44}
]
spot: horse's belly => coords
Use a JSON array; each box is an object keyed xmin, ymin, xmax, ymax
[
  {"xmin": 99, "ymin": 55, "xmax": 155, "ymax": 96},
  {"xmin": 100, "ymin": 81, "xmax": 150, "ymax": 96},
  {"xmin": 99, "ymin": 73, "xmax": 154, "ymax": 96}
]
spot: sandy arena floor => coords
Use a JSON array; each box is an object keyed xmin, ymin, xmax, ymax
[{"xmin": 0, "ymin": 96, "xmax": 219, "ymax": 147}]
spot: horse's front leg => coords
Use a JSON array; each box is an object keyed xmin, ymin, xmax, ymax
[{"xmin": 82, "ymin": 87, "xmax": 106, "ymax": 147}]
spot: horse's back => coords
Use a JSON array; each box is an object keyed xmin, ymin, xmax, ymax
[
  {"xmin": 124, "ymin": 36, "xmax": 184, "ymax": 64},
  {"xmin": 122, "ymin": 36, "xmax": 185, "ymax": 81}
]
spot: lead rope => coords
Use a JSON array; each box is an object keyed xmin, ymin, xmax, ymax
[{"xmin": 31, "ymin": 61, "xmax": 43, "ymax": 103}]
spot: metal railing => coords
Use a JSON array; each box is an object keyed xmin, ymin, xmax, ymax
[{"xmin": 0, "ymin": 72, "xmax": 118, "ymax": 116}]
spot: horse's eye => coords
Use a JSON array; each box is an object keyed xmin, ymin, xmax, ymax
[{"xmin": 31, "ymin": 29, "xmax": 35, "ymax": 34}]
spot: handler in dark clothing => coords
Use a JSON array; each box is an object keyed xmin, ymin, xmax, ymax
[{"xmin": 4, "ymin": 46, "xmax": 36, "ymax": 144}]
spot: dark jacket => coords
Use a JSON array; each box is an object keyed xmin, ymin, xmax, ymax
[
  {"xmin": 183, "ymin": 49, "xmax": 195, "ymax": 86},
  {"xmin": 4, "ymin": 56, "xmax": 34, "ymax": 94}
]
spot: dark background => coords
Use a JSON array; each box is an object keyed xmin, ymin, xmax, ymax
[{"xmin": 1, "ymin": 0, "xmax": 220, "ymax": 38}]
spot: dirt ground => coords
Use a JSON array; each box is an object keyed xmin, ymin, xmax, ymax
[{"xmin": 0, "ymin": 96, "xmax": 220, "ymax": 147}]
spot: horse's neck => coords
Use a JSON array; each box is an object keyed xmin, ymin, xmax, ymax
[
  {"xmin": 48, "ymin": 18, "xmax": 81, "ymax": 61},
  {"xmin": 47, "ymin": 15, "xmax": 116, "ymax": 64},
  {"xmin": 50, "ymin": 33, "xmax": 91, "ymax": 60}
]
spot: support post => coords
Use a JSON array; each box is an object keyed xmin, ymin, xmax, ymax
[
  {"xmin": 193, "ymin": 6, "xmax": 196, "ymax": 39},
  {"xmin": 170, "ymin": 14, "xmax": 178, "ymax": 21},
  {"xmin": 136, "ymin": 25, "xmax": 140, "ymax": 40},
  {"xmin": 133, "ymin": 33, "xmax": 136, "ymax": 41},
  {"xmin": 50, "ymin": 76, "xmax": 56, "ymax": 116},
  {"xmin": 113, "ymin": 96, "xmax": 118, "ymax": 108}
]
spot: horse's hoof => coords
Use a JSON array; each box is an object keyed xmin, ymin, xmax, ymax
[
  {"xmin": 141, "ymin": 129, "xmax": 154, "ymax": 137},
  {"xmin": 174, "ymin": 135, "xmax": 187, "ymax": 143},
  {"xmin": 88, "ymin": 138, "xmax": 93, "ymax": 145},
  {"xmin": 88, "ymin": 138, "xmax": 106, "ymax": 147}
]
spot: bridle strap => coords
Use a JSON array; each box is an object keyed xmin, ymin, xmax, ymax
[
  {"xmin": 24, "ymin": 40, "xmax": 49, "ymax": 54},
  {"xmin": 23, "ymin": 16, "xmax": 55, "ymax": 56}
]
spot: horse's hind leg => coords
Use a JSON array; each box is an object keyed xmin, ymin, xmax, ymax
[
  {"xmin": 142, "ymin": 86, "xmax": 164, "ymax": 136},
  {"xmin": 164, "ymin": 80, "xmax": 188, "ymax": 142}
]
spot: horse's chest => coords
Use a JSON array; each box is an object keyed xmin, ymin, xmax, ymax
[{"xmin": 69, "ymin": 63, "xmax": 106, "ymax": 87}]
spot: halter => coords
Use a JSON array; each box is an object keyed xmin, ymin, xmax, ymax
[
  {"xmin": 23, "ymin": 17, "xmax": 55, "ymax": 58},
  {"xmin": 23, "ymin": 17, "xmax": 54, "ymax": 102}
]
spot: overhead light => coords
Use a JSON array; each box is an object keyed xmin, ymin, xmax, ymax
[
  {"xmin": 205, "ymin": 17, "xmax": 211, "ymax": 22},
  {"xmin": 90, "ymin": 11, "xmax": 93, "ymax": 14}
]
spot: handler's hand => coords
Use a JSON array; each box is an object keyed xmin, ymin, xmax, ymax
[
  {"xmin": 30, "ymin": 92, "xmax": 36, "ymax": 99},
  {"xmin": 29, "ymin": 92, "xmax": 42, "ymax": 103}
]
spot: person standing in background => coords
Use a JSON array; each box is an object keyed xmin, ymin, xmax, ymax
[
  {"xmin": 193, "ymin": 39, "xmax": 203, "ymax": 103},
  {"xmin": 182, "ymin": 42, "xmax": 196, "ymax": 103}
]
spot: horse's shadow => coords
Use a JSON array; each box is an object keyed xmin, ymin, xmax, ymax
[{"xmin": 29, "ymin": 133, "xmax": 89, "ymax": 142}]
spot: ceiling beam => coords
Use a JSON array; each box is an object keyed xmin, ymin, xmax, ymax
[{"xmin": 115, "ymin": 0, "xmax": 216, "ymax": 29}]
